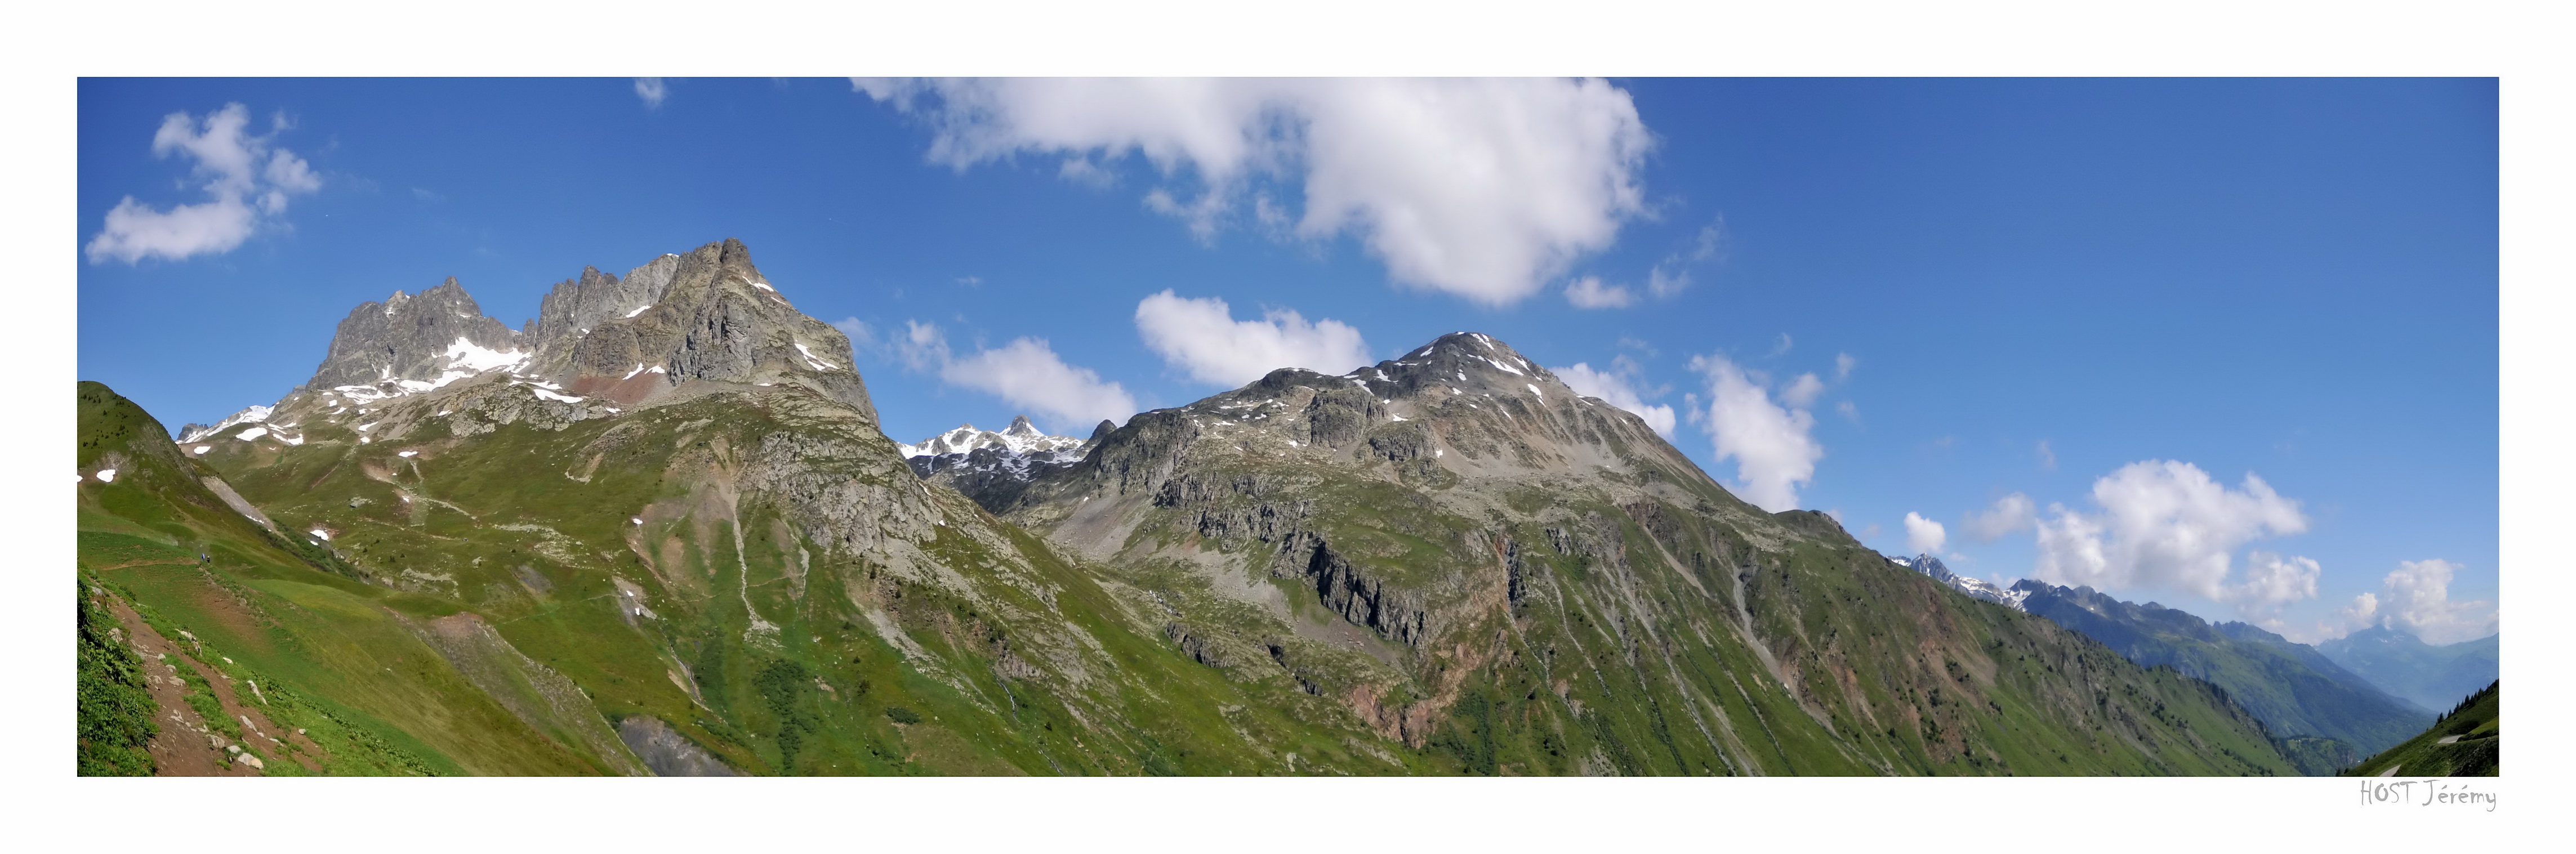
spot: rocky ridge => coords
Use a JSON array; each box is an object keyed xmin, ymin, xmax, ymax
[
  {"xmin": 1888, "ymin": 554, "xmax": 2028, "ymax": 611},
  {"xmin": 179, "ymin": 239, "xmax": 878, "ymax": 456},
  {"xmin": 987, "ymin": 331, "xmax": 2297, "ymax": 774}
]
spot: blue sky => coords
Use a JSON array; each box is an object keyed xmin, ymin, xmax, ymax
[{"xmin": 76, "ymin": 77, "xmax": 2497, "ymax": 645}]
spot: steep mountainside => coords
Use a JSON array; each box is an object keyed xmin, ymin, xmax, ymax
[
  {"xmin": 994, "ymin": 332, "xmax": 2299, "ymax": 775},
  {"xmin": 2012, "ymin": 581, "xmax": 2430, "ymax": 758},
  {"xmin": 131, "ymin": 240, "xmax": 1432, "ymax": 776},
  {"xmin": 2317, "ymin": 627, "xmax": 2499, "ymax": 714},
  {"xmin": 94, "ymin": 240, "xmax": 2309, "ymax": 776},
  {"xmin": 2344, "ymin": 680, "xmax": 2498, "ymax": 777}
]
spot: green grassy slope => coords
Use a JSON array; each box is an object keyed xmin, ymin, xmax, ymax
[
  {"xmin": 99, "ymin": 368, "xmax": 2299, "ymax": 775},
  {"xmin": 77, "ymin": 578, "xmax": 158, "ymax": 775},
  {"xmin": 183, "ymin": 379, "xmax": 1434, "ymax": 776},
  {"xmin": 1003, "ymin": 377, "xmax": 2300, "ymax": 776},
  {"xmin": 2343, "ymin": 681, "xmax": 2498, "ymax": 777}
]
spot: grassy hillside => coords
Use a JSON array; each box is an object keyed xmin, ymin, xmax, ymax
[
  {"xmin": 79, "ymin": 381, "xmax": 632, "ymax": 775},
  {"xmin": 1000, "ymin": 351, "xmax": 2302, "ymax": 776},
  {"xmin": 2343, "ymin": 681, "xmax": 2497, "ymax": 777},
  {"xmin": 93, "ymin": 355, "xmax": 2304, "ymax": 776},
  {"xmin": 173, "ymin": 378, "xmax": 1436, "ymax": 776},
  {"xmin": 77, "ymin": 578, "xmax": 158, "ymax": 775}
]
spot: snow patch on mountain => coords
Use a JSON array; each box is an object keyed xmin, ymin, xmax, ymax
[
  {"xmin": 177, "ymin": 405, "xmax": 273, "ymax": 443},
  {"xmin": 899, "ymin": 415, "xmax": 1086, "ymax": 459},
  {"xmin": 1888, "ymin": 553, "xmax": 2030, "ymax": 611}
]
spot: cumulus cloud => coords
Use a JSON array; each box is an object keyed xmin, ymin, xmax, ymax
[
  {"xmin": 1687, "ymin": 353, "xmax": 1822, "ymax": 512},
  {"xmin": 1903, "ymin": 512, "xmax": 1947, "ymax": 555},
  {"xmin": 1834, "ymin": 352, "xmax": 1856, "ymax": 381},
  {"xmin": 1133, "ymin": 290, "xmax": 1372, "ymax": 386},
  {"xmin": 2230, "ymin": 552, "xmax": 2322, "ymax": 616},
  {"xmin": 86, "ymin": 104, "xmax": 321, "ymax": 264},
  {"xmin": 1555, "ymin": 356, "xmax": 1677, "ymax": 439},
  {"xmin": 857, "ymin": 78, "xmax": 1652, "ymax": 305},
  {"xmin": 2029, "ymin": 460, "xmax": 2316, "ymax": 615},
  {"xmin": 1563, "ymin": 276, "xmax": 1635, "ymax": 309},
  {"xmin": 895, "ymin": 321, "xmax": 1137, "ymax": 428},
  {"xmin": 2333, "ymin": 559, "xmax": 2498, "ymax": 645},
  {"xmin": 1962, "ymin": 493, "xmax": 2037, "ymax": 542},
  {"xmin": 635, "ymin": 78, "xmax": 668, "ymax": 108}
]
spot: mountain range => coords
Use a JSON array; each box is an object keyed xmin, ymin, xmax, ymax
[
  {"xmin": 2005, "ymin": 580, "xmax": 2432, "ymax": 770},
  {"xmin": 79, "ymin": 238, "xmax": 2334, "ymax": 776},
  {"xmin": 2317, "ymin": 627, "xmax": 2500, "ymax": 714}
]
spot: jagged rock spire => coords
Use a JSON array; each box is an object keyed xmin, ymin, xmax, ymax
[{"xmin": 305, "ymin": 276, "xmax": 523, "ymax": 390}]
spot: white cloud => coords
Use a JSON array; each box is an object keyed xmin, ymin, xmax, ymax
[
  {"xmin": 895, "ymin": 319, "xmax": 955, "ymax": 371},
  {"xmin": 1556, "ymin": 357, "xmax": 1677, "ymax": 439},
  {"xmin": 2334, "ymin": 558, "xmax": 2498, "ymax": 645},
  {"xmin": 2037, "ymin": 439, "xmax": 2057, "ymax": 471},
  {"xmin": 1687, "ymin": 353, "xmax": 1822, "ymax": 512},
  {"xmin": 1768, "ymin": 333, "xmax": 1793, "ymax": 357},
  {"xmin": 858, "ymin": 78, "xmax": 1652, "ymax": 306},
  {"xmin": 635, "ymin": 78, "xmax": 668, "ymax": 108},
  {"xmin": 86, "ymin": 104, "xmax": 321, "ymax": 265},
  {"xmin": 1780, "ymin": 373, "xmax": 1825, "ymax": 408},
  {"xmin": 1133, "ymin": 290, "xmax": 1371, "ymax": 387},
  {"xmin": 899, "ymin": 321, "xmax": 1137, "ymax": 429},
  {"xmin": 1834, "ymin": 400, "xmax": 1861, "ymax": 425},
  {"xmin": 2029, "ymin": 460, "xmax": 2315, "ymax": 615},
  {"xmin": 1903, "ymin": 512, "xmax": 1947, "ymax": 555},
  {"xmin": 2230, "ymin": 552, "xmax": 2321, "ymax": 616},
  {"xmin": 1563, "ymin": 276, "xmax": 1635, "ymax": 309},
  {"xmin": 1962, "ymin": 493, "xmax": 2037, "ymax": 542},
  {"xmin": 1834, "ymin": 352, "xmax": 1856, "ymax": 381}
]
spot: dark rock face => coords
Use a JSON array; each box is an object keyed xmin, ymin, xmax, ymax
[
  {"xmin": 306, "ymin": 279, "xmax": 524, "ymax": 389},
  {"xmin": 1280, "ymin": 531, "xmax": 1428, "ymax": 647}
]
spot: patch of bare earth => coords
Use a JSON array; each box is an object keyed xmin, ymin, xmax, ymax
[{"xmin": 107, "ymin": 598, "xmax": 324, "ymax": 776}]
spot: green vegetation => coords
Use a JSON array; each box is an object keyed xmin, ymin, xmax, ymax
[
  {"xmin": 2343, "ymin": 680, "xmax": 2498, "ymax": 777},
  {"xmin": 77, "ymin": 577, "xmax": 158, "ymax": 776},
  {"xmin": 83, "ymin": 360, "xmax": 2313, "ymax": 776}
]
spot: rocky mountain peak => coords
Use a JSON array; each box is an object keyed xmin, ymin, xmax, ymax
[
  {"xmin": 305, "ymin": 276, "xmax": 524, "ymax": 391},
  {"xmin": 1004, "ymin": 415, "xmax": 1041, "ymax": 437},
  {"xmin": 554, "ymin": 238, "xmax": 873, "ymax": 417}
]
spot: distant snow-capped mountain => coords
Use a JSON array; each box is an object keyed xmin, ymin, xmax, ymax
[
  {"xmin": 1885, "ymin": 553, "xmax": 2028, "ymax": 611},
  {"xmin": 901, "ymin": 416, "xmax": 1111, "ymax": 506},
  {"xmin": 899, "ymin": 415, "xmax": 1089, "ymax": 459}
]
